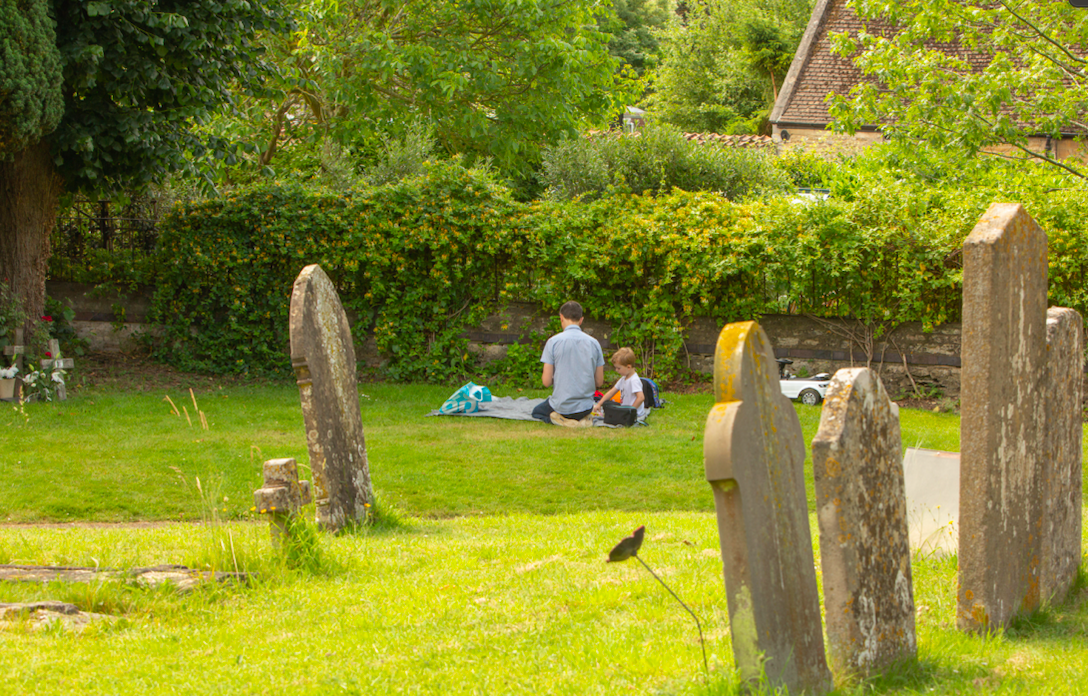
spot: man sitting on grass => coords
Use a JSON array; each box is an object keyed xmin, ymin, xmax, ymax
[{"xmin": 531, "ymin": 301, "xmax": 605, "ymax": 427}]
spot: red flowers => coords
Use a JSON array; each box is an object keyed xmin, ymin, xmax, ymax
[
  {"xmin": 45, "ymin": 352, "xmax": 52, "ymax": 357},
  {"xmin": 42, "ymin": 316, "xmax": 53, "ymax": 322}
]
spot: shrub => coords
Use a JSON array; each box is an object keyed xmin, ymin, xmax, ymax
[
  {"xmin": 142, "ymin": 156, "xmax": 1088, "ymax": 381},
  {"xmin": 149, "ymin": 161, "xmax": 519, "ymax": 379},
  {"xmin": 540, "ymin": 122, "xmax": 791, "ymax": 201}
]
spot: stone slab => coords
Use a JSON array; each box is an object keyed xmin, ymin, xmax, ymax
[
  {"xmin": 958, "ymin": 203, "xmax": 1048, "ymax": 632},
  {"xmin": 902, "ymin": 448, "xmax": 960, "ymax": 557},
  {"xmin": 1041, "ymin": 307, "xmax": 1083, "ymax": 602},
  {"xmin": 289, "ymin": 264, "xmax": 374, "ymax": 532},
  {"xmin": 0, "ymin": 564, "xmax": 248, "ymax": 592},
  {"xmin": 0, "ymin": 601, "xmax": 114, "ymax": 632},
  {"xmin": 704, "ymin": 320, "xmax": 830, "ymax": 693},
  {"xmin": 813, "ymin": 367, "xmax": 916, "ymax": 676}
]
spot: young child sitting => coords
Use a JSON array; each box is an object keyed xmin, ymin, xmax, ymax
[{"xmin": 593, "ymin": 347, "xmax": 649, "ymax": 421}]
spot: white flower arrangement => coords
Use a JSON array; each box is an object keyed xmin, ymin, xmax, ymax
[
  {"xmin": 0, "ymin": 365, "xmax": 17, "ymax": 379},
  {"xmin": 21, "ymin": 364, "xmax": 66, "ymax": 402}
]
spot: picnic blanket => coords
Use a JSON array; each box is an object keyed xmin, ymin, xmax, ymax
[
  {"xmin": 427, "ymin": 396, "xmax": 544, "ymax": 421},
  {"xmin": 426, "ymin": 395, "xmax": 648, "ymax": 426}
]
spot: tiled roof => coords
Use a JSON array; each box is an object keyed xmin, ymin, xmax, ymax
[
  {"xmin": 586, "ymin": 129, "xmax": 774, "ymax": 149},
  {"xmin": 770, "ymin": 0, "xmax": 992, "ymax": 128},
  {"xmin": 680, "ymin": 132, "xmax": 775, "ymax": 149}
]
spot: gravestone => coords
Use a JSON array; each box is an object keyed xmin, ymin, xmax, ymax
[
  {"xmin": 812, "ymin": 367, "xmax": 916, "ymax": 677},
  {"xmin": 1041, "ymin": 307, "xmax": 1083, "ymax": 602},
  {"xmin": 3, "ymin": 328, "xmax": 25, "ymax": 401},
  {"xmin": 902, "ymin": 448, "xmax": 960, "ymax": 556},
  {"xmin": 40, "ymin": 339, "xmax": 75, "ymax": 400},
  {"xmin": 704, "ymin": 320, "xmax": 830, "ymax": 694},
  {"xmin": 253, "ymin": 457, "xmax": 313, "ymax": 541},
  {"xmin": 958, "ymin": 202, "xmax": 1084, "ymax": 631},
  {"xmin": 289, "ymin": 264, "xmax": 374, "ymax": 532}
]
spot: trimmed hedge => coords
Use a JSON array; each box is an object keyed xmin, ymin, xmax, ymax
[{"xmin": 146, "ymin": 160, "xmax": 1088, "ymax": 380}]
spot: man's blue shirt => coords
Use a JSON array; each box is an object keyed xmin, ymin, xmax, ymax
[{"xmin": 540, "ymin": 324, "xmax": 605, "ymax": 414}]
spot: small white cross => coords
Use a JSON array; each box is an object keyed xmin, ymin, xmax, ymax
[{"xmin": 39, "ymin": 339, "xmax": 73, "ymax": 400}]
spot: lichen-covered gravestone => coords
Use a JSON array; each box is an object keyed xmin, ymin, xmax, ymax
[
  {"xmin": 290, "ymin": 264, "xmax": 374, "ymax": 532},
  {"xmin": 812, "ymin": 368, "xmax": 916, "ymax": 677},
  {"xmin": 1041, "ymin": 307, "xmax": 1083, "ymax": 602},
  {"xmin": 704, "ymin": 320, "xmax": 830, "ymax": 694},
  {"xmin": 959, "ymin": 203, "xmax": 1083, "ymax": 631}
]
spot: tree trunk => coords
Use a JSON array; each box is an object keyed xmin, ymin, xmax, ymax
[{"xmin": 0, "ymin": 140, "xmax": 64, "ymax": 338}]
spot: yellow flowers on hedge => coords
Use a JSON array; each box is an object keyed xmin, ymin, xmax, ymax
[{"xmin": 143, "ymin": 160, "xmax": 1088, "ymax": 381}]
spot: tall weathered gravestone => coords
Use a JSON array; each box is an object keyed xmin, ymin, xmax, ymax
[
  {"xmin": 704, "ymin": 321, "xmax": 830, "ymax": 694},
  {"xmin": 959, "ymin": 203, "xmax": 1083, "ymax": 631},
  {"xmin": 1042, "ymin": 307, "xmax": 1083, "ymax": 602},
  {"xmin": 290, "ymin": 264, "xmax": 374, "ymax": 532},
  {"xmin": 812, "ymin": 368, "xmax": 916, "ymax": 677}
]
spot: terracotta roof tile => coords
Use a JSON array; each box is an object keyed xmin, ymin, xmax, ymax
[
  {"xmin": 681, "ymin": 132, "xmax": 775, "ymax": 149},
  {"xmin": 772, "ymin": 0, "xmax": 994, "ymax": 128},
  {"xmin": 586, "ymin": 129, "xmax": 774, "ymax": 149}
]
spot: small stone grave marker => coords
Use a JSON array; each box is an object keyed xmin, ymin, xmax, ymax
[
  {"xmin": 253, "ymin": 457, "xmax": 313, "ymax": 541},
  {"xmin": 40, "ymin": 339, "xmax": 74, "ymax": 400},
  {"xmin": 290, "ymin": 264, "xmax": 374, "ymax": 532},
  {"xmin": 812, "ymin": 367, "xmax": 916, "ymax": 677},
  {"xmin": 2, "ymin": 328, "xmax": 25, "ymax": 401},
  {"xmin": 703, "ymin": 320, "xmax": 830, "ymax": 694}
]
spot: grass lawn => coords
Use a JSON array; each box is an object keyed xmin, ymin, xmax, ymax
[
  {"xmin": 1, "ymin": 380, "xmax": 1087, "ymax": 694},
  {"xmin": 0, "ymin": 382, "xmax": 969, "ymax": 523}
]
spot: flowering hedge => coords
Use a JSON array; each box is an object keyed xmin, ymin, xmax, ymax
[{"xmin": 146, "ymin": 161, "xmax": 1088, "ymax": 379}]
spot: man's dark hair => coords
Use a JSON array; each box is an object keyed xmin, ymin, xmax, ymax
[{"xmin": 559, "ymin": 301, "xmax": 583, "ymax": 321}]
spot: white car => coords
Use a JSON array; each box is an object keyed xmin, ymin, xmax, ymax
[{"xmin": 777, "ymin": 358, "xmax": 830, "ymax": 406}]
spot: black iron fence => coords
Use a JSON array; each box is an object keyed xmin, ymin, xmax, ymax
[{"xmin": 52, "ymin": 196, "xmax": 162, "ymax": 261}]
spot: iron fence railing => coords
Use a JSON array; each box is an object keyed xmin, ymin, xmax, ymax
[{"xmin": 52, "ymin": 196, "xmax": 162, "ymax": 260}]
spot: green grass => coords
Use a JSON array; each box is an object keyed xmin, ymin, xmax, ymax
[
  {"xmin": 2, "ymin": 514, "xmax": 1088, "ymax": 694},
  {"xmin": 3, "ymin": 383, "xmax": 1088, "ymax": 694},
  {"xmin": 0, "ymin": 382, "xmax": 966, "ymax": 522}
]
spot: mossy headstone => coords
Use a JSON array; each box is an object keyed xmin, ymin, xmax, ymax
[
  {"xmin": 812, "ymin": 367, "xmax": 916, "ymax": 676},
  {"xmin": 703, "ymin": 320, "xmax": 830, "ymax": 693},
  {"xmin": 958, "ymin": 203, "xmax": 1083, "ymax": 631},
  {"xmin": 289, "ymin": 264, "xmax": 374, "ymax": 532}
]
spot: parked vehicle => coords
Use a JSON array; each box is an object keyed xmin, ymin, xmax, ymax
[{"xmin": 777, "ymin": 358, "xmax": 830, "ymax": 406}]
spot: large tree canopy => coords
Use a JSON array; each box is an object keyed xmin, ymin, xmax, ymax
[
  {"xmin": 601, "ymin": 0, "xmax": 674, "ymax": 78},
  {"xmin": 52, "ymin": 0, "xmax": 287, "ymax": 192},
  {"xmin": 828, "ymin": 0, "xmax": 1088, "ymax": 176},
  {"xmin": 0, "ymin": 0, "xmax": 63, "ymax": 154},
  {"xmin": 649, "ymin": 0, "xmax": 810, "ymax": 134},
  {"xmin": 0, "ymin": 0, "xmax": 287, "ymax": 330},
  {"xmin": 226, "ymin": 0, "xmax": 631, "ymax": 183}
]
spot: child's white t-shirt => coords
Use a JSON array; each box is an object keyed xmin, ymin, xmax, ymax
[{"xmin": 615, "ymin": 372, "xmax": 649, "ymax": 420}]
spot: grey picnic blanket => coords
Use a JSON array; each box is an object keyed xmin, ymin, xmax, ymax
[{"xmin": 426, "ymin": 396, "xmax": 647, "ymax": 427}]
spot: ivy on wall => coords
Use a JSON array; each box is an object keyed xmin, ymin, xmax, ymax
[{"xmin": 144, "ymin": 161, "xmax": 1088, "ymax": 380}]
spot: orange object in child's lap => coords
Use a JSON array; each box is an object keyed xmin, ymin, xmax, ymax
[{"xmin": 611, "ymin": 392, "xmax": 622, "ymax": 403}]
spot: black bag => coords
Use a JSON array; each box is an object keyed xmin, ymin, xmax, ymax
[
  {"xmin": 602, "ymin": 401, "xmax": 638, "ymax": 427},
  {"xmin": 640, "ymin": 378, "xmax": 663, "ymax": 408}
]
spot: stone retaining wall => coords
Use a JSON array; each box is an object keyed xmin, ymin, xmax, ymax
[{"xmin": 49, "ymin": 282, "xmax": 965, "ymax": 398}]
